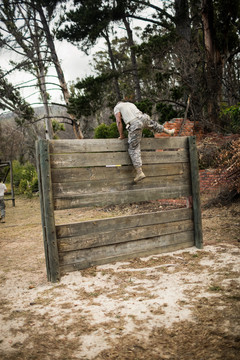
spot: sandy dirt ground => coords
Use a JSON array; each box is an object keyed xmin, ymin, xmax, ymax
[{"xmin": 0, "ymin": 196, "xmax": 240, "ymax": 360}]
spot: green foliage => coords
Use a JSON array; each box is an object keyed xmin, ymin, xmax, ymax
[
  {"xmin": 136, "ymin": 99, "xmax": 153, "ymax": 115},
  {"xmin": 94, "ymin": 121, "xmax": 153, "ymax": 139},
  {"xmin": 52, "ymin": 119, "xmax": 65, "ymax": 139},
  {"xmin": 56, "ymin": 0, "xmax": 112, "ymax": 52},
  {"xmin": 108, "ymin": 123, "xmax": 120, "ymax": 138},
  {"xmin": 0, "ymin": 68, "xmax": 34, "ymax": 121},
  {"xmin": 213, "ymin": 0, "xmax": 240, "ymax": 54},
  {"xmin": 170, "ymin": 86, "xmax": 184, "ymax": 101},
  {"xmin": 156, "ymin": 103, "xmax": 182, "ymax": 123},
  {"xmin": 142, "ymin": 129, "xmax": 154, "ymax": 138},
  {"xmin": 137, "ymin": 32, "xmax": 176, "ymax": 66},
  {"xmin": 220, "ymin": 103, "xmax": 240, "ymax": 133},
  {"xmin": 94, "ymin": 123, "xmax": 120, "ymax": 139},
  {"xmin": 94, "ymin": 124, "xmax": 109, "ymax": 139},
  {"xmin": 68, "ymin": 73, "xmax": 113, "ymax": 118},
  {"xmin": 7, "ymin": 160, "xmax": 38, "ymax": 197}
]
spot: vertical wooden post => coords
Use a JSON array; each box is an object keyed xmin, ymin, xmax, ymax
[
  {"xmin": 188, "ymin": 136, "xmax": 203, "ymax": 249},
  {"xmin": 36, "ymin": 140, "xmax": 60, "ymax": 282},
  {"xmin": 9, "ymin": 161, "xmax": 15, "ymax": 207},
  {"xmin": 36, "ymin": 141, "xmax": 50, "ymax": 280}
]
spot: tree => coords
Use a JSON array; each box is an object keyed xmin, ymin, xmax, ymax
[
  {"xmin": 201, "ymin": 0, "xmax": 240, "ymax": 125},
  {"xmin": 0, "ymin": 0, "xmax": 84, "ymax": 139},
  {"xmin": 57, "ymin": 0, "xmax": 144, "ymax": 101},
  {"xmin": 56, "ymin": 0, "xmax": 240, "ymax": 131},
  {"xmin": 0, "ymin": 0, "xmax": 54, "ymax": 138},
  {"xmin": 34, "ymin": 0, "xmax": 84, "ymax": 138},
  {"xmin": 0, "ymin": 68, "xmax": 34, "ymax": 120},
  {"xmin": 56, "ymin": 0, "xmax": 122, "ymax": 101}
]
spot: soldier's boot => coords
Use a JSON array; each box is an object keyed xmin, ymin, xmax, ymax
[
  {"xmin": 134, "ymin": 167, "xmax": 146, "ymax": 182},
  {"xmin": 163, "ymin": 128, "xmax": 175, "ymax": 136}
]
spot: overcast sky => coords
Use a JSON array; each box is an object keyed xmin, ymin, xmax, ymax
[
  {"xmin": 0, "ymin": 38, "xmax": 96, "ymax": 112},
  {"xmin": 0, "ymin": 1, "xmax": 160, "ymax": 113}
]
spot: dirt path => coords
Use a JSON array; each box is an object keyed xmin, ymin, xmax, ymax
[{"xmin": 0, "ymin": 197, "xmax": 240, "ymax": 360}]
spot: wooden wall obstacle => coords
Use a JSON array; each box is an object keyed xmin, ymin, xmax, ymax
[{"xmin": 36, "ymin": 137, "xmax": 203, "ymax": 282}]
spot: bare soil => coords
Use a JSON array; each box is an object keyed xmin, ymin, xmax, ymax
[{"xmin": 0, "ymin": 196, "xmax": 240, "ymax": 360}]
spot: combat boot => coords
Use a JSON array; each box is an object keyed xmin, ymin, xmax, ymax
[
  {"xmin": 134, "ymin": 167, "xmax": 146, "ymax": 182},
  {"xmin": 163, "ymin": 128, "xmax": 175, "ymax": 136}
]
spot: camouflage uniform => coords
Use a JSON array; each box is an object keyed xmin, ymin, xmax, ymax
[
  {"xmin": 0, "ymin": 198, "xmax": 5, "ymax": 219},
  {"xmin": 127, "ymin": 114, "xmax": 164, "ymax": 168},
  {"xmin": 0, "ymin": 182, "xmax": 7, "ymax": 221}
]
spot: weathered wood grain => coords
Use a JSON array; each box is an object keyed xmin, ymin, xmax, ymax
[
  {"xmin": 189, "ymin": 136, "xmax": 203, "ymax": 249},
  {"xmin": 58, "ymin": 219, "xmax": 194, "ymax": 252},
  {"xmin": 52, "ymin": 172, "xmax": 190, "ymax": 197},
  {"xmin": 60, "ymin": 240, "xmax": 194, "ymax": 275},
  {"xmin": 59, "ymin": 231, "xmax": 194, "ymax": 272},
  {"xmin": 49, "ymin": 137, "xmax": 188, "ymax": 154},
  {"xmin": 37, "ymin": 140, "xmax": 60, "ymax": 282},
  {"xmin": 56, "ymin": 208, "xmax": 193, "ymax": 238},
  {"xmin": 50, "ymin": 149, "xmax": 189, "ymax": 168},
  {"xmin": 53, "ymin": 184, "xmax": 191, "ymax": 210},
  {"xmin": 51, "ymin": 163, "xmax": 190, "ymax": 183},
  {"xmin": 36, "ymin": 137, "xmax": 202, "ymax": 281},
  {"xmin": 36, "ymin": 141, "xmax": 50, "ymax": 279}
]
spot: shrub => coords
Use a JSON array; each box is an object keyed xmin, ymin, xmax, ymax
[
  {"xmin": 94, "ymin": 123, "xmax": 127, "ymax": 139},
  {"xmin": 94, "ymin": 124, "xmax": 109, "ymax": 139},
  {"xmin": 6, "ymin": 160, "xmax": 38, "ymax": 196},
  {"xmin": 220, "ymin": 103, "xmax": 240, "ymax": 133}
]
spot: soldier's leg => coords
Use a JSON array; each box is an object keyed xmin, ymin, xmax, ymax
[
  {"xmin": 142, "ymin": 114, "xmax": 175, "ymax": 135},
  {"xmin": 128, "ymin": 128, "xmax": 142, "ymax": 168},
  {"xmin": 0, "ymin": 199, "xmax": 5, "ymax": 222},
  {"xmin": 128, "ymin": 128, "xmax": 146, "ymax": 182}
]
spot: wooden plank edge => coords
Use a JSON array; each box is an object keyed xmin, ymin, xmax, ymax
[
  {"xmin": 38, "ymin": 139, "xmax": 60, "ymax": 282},
  {"xmin": 58, "ymin": 220, "xmax": 194, "ymax": 252},
  {"xmin": 56, "ymin": 208, "xmax": 193, "ymax": 238},
  {"xmin": 188, "ymin": 136, "xmax": 203, "ymax": 249},
  {"xmin": 49, "ymin": 137, "xmax": 189, "ymax": 154},
  {"xmin": 58, "ymin": 231, "xmax": 194, "ymax": 265},
  {"xmin": 59, "ymin": 240, "xmax": 195, "ymax": 275},
  {"xmin": 53, "ymin": 185, "xmax": 191, "ymax": 210}
]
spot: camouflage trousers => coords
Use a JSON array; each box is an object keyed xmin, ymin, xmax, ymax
[
  {"xmin": 127, "ymin": 114, "xmax": 164, "ymax": 168},
  {"xmin": 0, "ymin": 198, "xmax": 5, "ymax": 219}
]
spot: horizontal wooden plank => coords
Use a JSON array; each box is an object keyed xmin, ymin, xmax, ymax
[
  {"xmin": 51, "ymin": 163, "xmax": 190, "ymax": 183},
  {"xmin": 59, "ymin": 231, "xmax": 194, "ymax": 270},
  {"xmin": 58, "ymin": 219, "xmax": 193, "ymax": 252},
  {"xmin": 52, "ymin": 172, "xmax": 191, "ymax": 197},
  {"xmin": 50, "ymin": 149, "xmax": 189, "ymax": 168},
  {"xmin": 53, "ymin": 185, "xmax": 191, "ymax": 210},
  {"xmin": 56, "ymin": 208, "xmax": 193, "ymax": 238},
  {"xmin": 60, "ymin": 240, "xmax": 194, "ymax": 275},
  {"xmin": 49, "ymin": 137, "xmax": 189, "ymax": 154}
]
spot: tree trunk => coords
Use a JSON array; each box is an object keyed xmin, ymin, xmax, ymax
[
  {"xmin": 37, "ymin": 4, "xmax": 84, "ymax": 139},
  {"xmin": 103, "ymin": 31, "xmax": 122, "ymax": 101},
  {"xmin": 123, "ymin": 17, "xmax": 142, "ymax": 102},
  {"xmin": 38, "ymin": 65, "xmax": 53, "ymax": 140},
  {"xmin": 174, "ymin": 0, "xmax": 191, "ymax": 43},
  {"xmin": 201, "ymin": 0, "xmax": 223, "ymax": 126}
]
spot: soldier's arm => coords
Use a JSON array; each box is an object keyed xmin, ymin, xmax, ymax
[{"xmin": 115, "ymin": 112, "xmax": 125, "ymax": 139}]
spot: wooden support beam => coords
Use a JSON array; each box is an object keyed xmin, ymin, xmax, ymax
[
  {"xmin": 37, "ymin": 140, "xmax": 60, "ymax": 282},
  {"xmin": 188, "ymin": 136, "xmax": 203, "ymax": 249}
]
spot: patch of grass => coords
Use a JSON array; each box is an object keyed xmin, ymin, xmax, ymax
[{"xmin": 208, "ymin": 285, "xmax": 223, "ymax": 292}]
